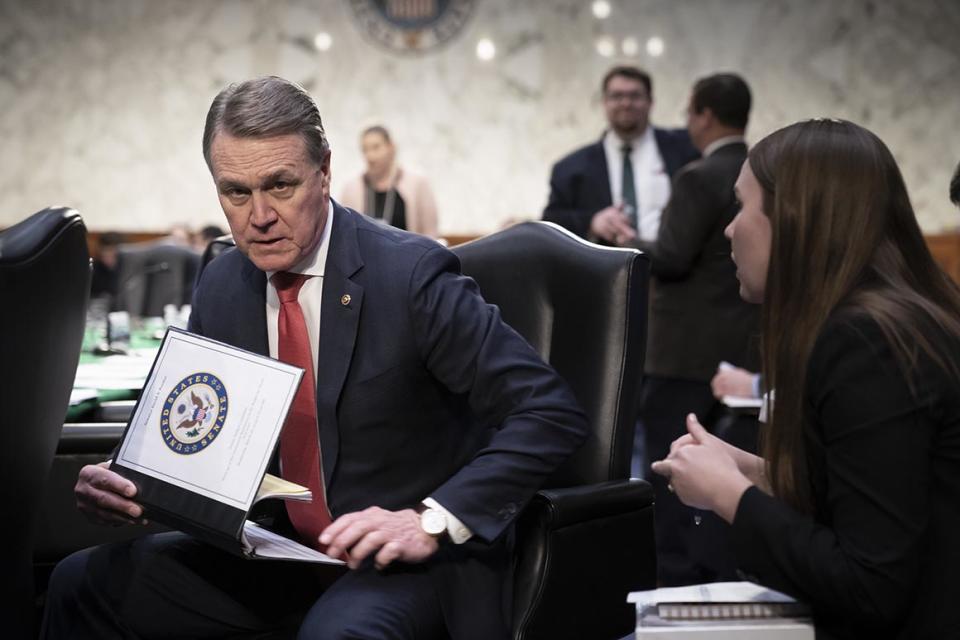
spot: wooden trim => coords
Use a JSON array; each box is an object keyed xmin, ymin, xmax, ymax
[
  {"xmin": 926, "ymin": 232, "xmax": 960, "ymax": 286},
  {"xmin": 83, "ymin": 230, "xmax": 960, "ymax": 285}
]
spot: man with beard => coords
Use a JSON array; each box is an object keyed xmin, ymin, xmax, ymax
[{"xmin": 543, "ymin": 66, "xmax": 698, "ymax": 246}]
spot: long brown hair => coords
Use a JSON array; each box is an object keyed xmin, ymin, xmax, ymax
[{"xmin": 751, "ymin": 120, "xmax": 960, "ymax": 512}]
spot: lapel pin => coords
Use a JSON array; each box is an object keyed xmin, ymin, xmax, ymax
[{"xmin": 340, "ymin": 294, "xmax": 351, "ymax": 306}]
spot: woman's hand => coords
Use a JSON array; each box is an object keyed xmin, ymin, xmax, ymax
[
  {"xmin": 651, "ymin": 414, "xmax": 754, "ymax": 523},
  {"xmin": 667, "ymin": 418, "xmax": 769, "ymax": 493}
]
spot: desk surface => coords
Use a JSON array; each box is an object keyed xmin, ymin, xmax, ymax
[{"xmin": 70, "ymin": 331, "xmax": 161, "ymax": 422}]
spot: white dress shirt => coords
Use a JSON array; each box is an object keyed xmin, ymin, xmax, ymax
[
  {"xmin": 264, "ymin": 201, "xmax": 472, "ymax": 543},
  {"xmin": 603, "ymin": 126, "xmax": 672, "ymax": 242}
]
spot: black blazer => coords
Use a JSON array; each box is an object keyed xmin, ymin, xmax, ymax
[
  {"xmin": 635, "ymin": 142, "xmax": 759, "ymax": 380},
  {"xmin": 731, "ymin": 312, "xmax": 960, "ymax": 639},
  {"xmin": 542, "ymin": 128, "xmax": 699, "ymax": 239},
  {"xmin": 188, "ymin": 203, "xmax": 587, "ymax": 639}
]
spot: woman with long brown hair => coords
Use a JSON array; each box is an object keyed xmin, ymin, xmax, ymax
[{"xmin": 652, "ymin": 119, "xmax": 960, "ymax": 638}]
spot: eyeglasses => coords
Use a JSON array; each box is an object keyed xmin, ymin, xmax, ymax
[{"xmin": 604, "ymin": 91, "xmax": 648, "ymax": 103}]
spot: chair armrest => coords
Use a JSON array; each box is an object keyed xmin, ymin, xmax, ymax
[
  {"xmin": 512, "ymin": 479, "xmax": 657, "ymax": 640},
  {"xmin": 533, "ymin": 479, "xmax": 654, "ymax": 529}
]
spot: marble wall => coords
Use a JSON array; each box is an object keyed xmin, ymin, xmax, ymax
[{"xmin": 1, "ymin": 0, "xmax": 958, "ymax": 235}]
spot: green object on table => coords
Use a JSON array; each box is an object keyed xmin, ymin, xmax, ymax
[
  {"xmin": 70, "ymin": 324, "xmax": 163, "ymax": 420},
  {"xmin": 77, "ymin": 327, "xmax": 164, "ymax": 364},
  {"xmin": 65, "ymin": 388, "xmax": 140, "ymax": 422}
]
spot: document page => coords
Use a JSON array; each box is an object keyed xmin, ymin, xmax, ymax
[
  {"xmin": 628, "ymin": 582, "xmax": 797, "ymax": 606},
  {"xmin": 242, "ymin": 521, "xmax": 345, "ymax": 564},
  {"xmin": 116, "ymin": 329, "xmax": 303, "ymax": 511}
]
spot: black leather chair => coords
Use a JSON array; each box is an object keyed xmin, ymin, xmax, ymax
[
  {"xmin": 1, "ymin": 207, "xmax": 90, "ymax": 639},
  {"xmin": 113, "ymin": 241, "xmax": 200, "ymax": 317},
  {"xmin": 198, "ymin": 233, "xmax": 238, "ymax": 275},
  {"xmin": 452, "ymin": 221, "xmax": 655, "ymax": 640}
]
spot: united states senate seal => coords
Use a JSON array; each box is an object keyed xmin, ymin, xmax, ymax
[
  {"xmin": 160, "ymin": 373, "xmax": 228, "ymax": 455},
  {"xmin": 347, "ymin": 0, "xmax": 476, "ymax": 54}
]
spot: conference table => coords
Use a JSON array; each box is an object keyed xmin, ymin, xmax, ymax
[{"xmin": 66, "ymin": 322, "xmax": 164, "ymax": 423}]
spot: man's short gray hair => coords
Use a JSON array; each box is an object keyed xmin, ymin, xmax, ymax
[{"xmin": 202, "ymin": 76, "xmax": 330, "ymax": 170}]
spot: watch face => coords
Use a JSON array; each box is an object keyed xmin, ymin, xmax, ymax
[{"xmin": 420, "ymin": 509, "xmax": 447, "ymax": 536}]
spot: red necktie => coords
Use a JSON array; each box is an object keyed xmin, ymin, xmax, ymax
[{"xmin": 272, "ymin": 271, "xmax": 332, "ymax": 550}]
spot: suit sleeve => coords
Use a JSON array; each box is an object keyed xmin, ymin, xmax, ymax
[
  {"xmin": 542, "ymin": 162, "xmax": 593, "ymax": 239},
  {"xmin": 634, "ymin": 166, "xmax": 716, "ymax": 280},
  {"xmin": 730, "ymin": 319, "xmax": 932, "ymax": 630},
  {"xmin": 407, "ymin": 246, "xmax": 589, "ymax": 543}
]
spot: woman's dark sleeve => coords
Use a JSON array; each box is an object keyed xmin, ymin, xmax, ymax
[{"xmin": 730, "ymin": 318, "xmax": 934, "ymax": 629}]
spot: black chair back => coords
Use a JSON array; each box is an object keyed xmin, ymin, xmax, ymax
[
  {"xmin": 198, "ymin": 234, "xmax": 237, "ymax": 275},
  {"xmin": 114, "ymin": 242, "xmax": 199, "ymax": 317},
  {"xmin": 0, "ymin": 207, "xmax": 90, "ymax": 639},
  {"xmin": 454, "ymin": 221, "xmax": 653, "ymax": 640},
  {"xmin": 453, "ymin": 221, "xmax": 648, "ymax": 487}
]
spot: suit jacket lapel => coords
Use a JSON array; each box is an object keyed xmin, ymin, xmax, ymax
[
  {"xmin": 234, "ymin": 255, "xmax": 269, "ymax": 356},
  {"xmin": 591, "ymin": 136, "xmax": 613, "ymax": 207},
  {"xmin": 316, "ymin": 203, "xmax": 364, "ymax": 488}
]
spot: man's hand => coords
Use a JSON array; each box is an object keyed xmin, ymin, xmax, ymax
[
  {"xmin": 75, "ymin": 461, "xmax": 147, "ymax": 526},
  {"xmin": 320, "ymin": 507, "xmax": 439, "ymax": 571},
  {"xmin": 589, "ymin": 205, "xmax": 636, "ymax": 245}
]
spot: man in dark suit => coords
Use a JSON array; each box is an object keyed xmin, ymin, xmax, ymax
[
  {"xmin": 543, "ymin": 65, "xmax": 699, "ymax": 245},
  {"xmin": 629, "ymin": 73, "xmax": 759, "ymax": 585},
  {"xmin": 44, "ymin": 76, "xmax": 586, "ymax": 640}
]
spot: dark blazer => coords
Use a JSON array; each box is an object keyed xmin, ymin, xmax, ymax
[
  {"xmin": 542, "ymin": 128, "xmax": 699, "ymax": 239},
  {"xmin": 731, "ymin": 312, "xmax": 960, "ymax": 639},
  {"xmin": 188, "ymin": 203, "xmax": 588, "ymax": 639},
  {"xmin": 634, "ymin": 142, "xmax": 759, "ymax": 381}
]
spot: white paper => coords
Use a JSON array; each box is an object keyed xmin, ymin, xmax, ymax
[
  {"xmin": 115, "ymin": 330, "xmax": 303, "ymax": 511},
  {"xmin": 241, "ymin": 521, "xmax": 344, "ymax": 564},
  {"xmin": 75, "ymin": 354, "xmax": 154, "ymax": 390},
  {"xmin": 628, "ymin": 582, "xmax": 797, "ymax": 606},
  {"xmin": 721, "ymin": 395, "xmax": 763, "ymax": 409},
  {"xmin": 70, "ymin": 388, "xmax": 100, "ymax": 405}
]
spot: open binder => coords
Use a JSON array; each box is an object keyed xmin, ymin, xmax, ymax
[{"xmin": 110, "ymin": 328, "xmax": 343, "ymax": 564}]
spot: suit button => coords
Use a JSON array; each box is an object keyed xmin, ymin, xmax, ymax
[{"xmin": 497, "ymin": 502, "xmax": 519, "ymax": 520}]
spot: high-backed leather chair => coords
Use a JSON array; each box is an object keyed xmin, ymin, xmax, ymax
[
  {"xmin": 198, "ymin": 234, "xmax": 237, "ymax": 275},
  {"xmin": 113, "ymin": 241, "xmax": 199, "ymax": 317},
  {"xmin": 452, "ymin": 221, "xmax": 655, "ymax": 640},
  {"xmin": 1, "ymin": 207, "xmax": 90, "ymax": 639}
]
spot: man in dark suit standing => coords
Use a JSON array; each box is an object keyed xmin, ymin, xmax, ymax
[
  {"xmin": 44, "ymin": 76, "xmax": 587, "ymax": 640},
  {"xmin": 543, "ymin": 66, "xmax": 699, "ymax": 245},
  {"xmin": 629, "ymin": 73, "xmax": 759, "ymax": 585}
]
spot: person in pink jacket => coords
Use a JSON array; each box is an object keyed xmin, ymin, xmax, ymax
[{"xmin": 340, "ymin": 125, "xmax": 439, "ymax": 238}]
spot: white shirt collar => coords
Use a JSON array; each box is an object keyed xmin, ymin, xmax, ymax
[
  {"xmin": 603, "ymin": 126, "xmax": 653, "ymax": 155},
  {"xmin": 703, "ymin": 134, "xmax": 746, "ymax": 158},
  {"xmin": 266, "ymin": 200, "xmax": 333, "ymax": 280}
]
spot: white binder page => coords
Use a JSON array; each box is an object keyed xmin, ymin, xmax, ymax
[
  {"xmin": 116, "ymin": 329, "xmax": 303, "ymax": 511},
  {"xmin": 241, "ymin": 521, "xmax": 345, "ymax": 564}
]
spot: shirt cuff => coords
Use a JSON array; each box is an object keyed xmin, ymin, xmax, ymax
[
  {"xmin": 751, "ymin": 373, "xmax": 762, "ymax": 399},
  {"xmin": 422, "ymin": 497, "xmax": 473, "ymax": 544}
]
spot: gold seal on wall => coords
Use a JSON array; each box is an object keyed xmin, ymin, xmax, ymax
[{"xmin": 347, "ymin": 0, "xmax": 476, "ymax": 55}]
